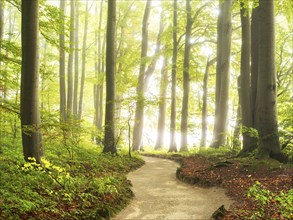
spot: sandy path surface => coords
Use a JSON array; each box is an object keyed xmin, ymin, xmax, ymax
[{"xmin": 113, "ymin": 156, "xmax": 233, "ymax": 220}]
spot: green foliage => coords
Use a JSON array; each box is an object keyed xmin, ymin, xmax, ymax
[
  {"xmin": 0, "ymin": 142, "xmax": 144, "ymax": 219},
  {"xmin": 247, "ymin": 181, "xmax": 293, "ymax": 219}
]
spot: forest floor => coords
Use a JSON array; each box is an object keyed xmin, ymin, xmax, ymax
[{"xmin": 143, "ymin": 152, "xmax": 293, "ymax": 219}]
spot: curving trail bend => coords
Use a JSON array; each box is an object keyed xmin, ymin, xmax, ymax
[{"xmin": 114, "ymin": 156, "xmax": 233, "ymax": 220}]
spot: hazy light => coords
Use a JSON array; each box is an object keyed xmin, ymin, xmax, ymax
[{"xmin": 201, "ymin": 45, "xmax": 213, "ymax": 57}]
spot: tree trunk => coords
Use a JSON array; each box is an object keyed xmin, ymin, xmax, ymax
[
  {"xmin": 155, "ymin": 57, "xmax": 168, "ymax": 150},
  {"xmin": 132, "ymin": 0, "xmax": 151, "ymax": 151},
  {"xmin": 233, "ymin": 77, "xmax": 241, "ymax": 149},
  {"xmin": 200, "ymin": 57, "xmax": 216, "ymax": 147},
  {"xmin": 248, "ymin": 4, "xmax": 260, "ymax": 151},
  {"xmin": 21, "ymin": 0, "xmax": 42, "ymax": 163},
  {"xmin": 0, "ymin": 1, "xmax": 3, "ymax": 71},
  {"xmin": 180, "ymin": 0, "xmax": 192, "ymax": 152},
  {"xmin": 256, "ymin": 0, "xmax": 281, "ymax": 159},
  {"xmin": 73, "ymin": 1, "xmax": 79, "ymax": 118},
  {"xmin": 103, "ymin": 0, "xmax": 116, "ymax": 153},
  {"xmin": 169, "ymin": 0, "xmax": 178, "ymax": 153},
  {"xmin": 59, "ymin": 0, "xmax": 66, "ymax": 121},
  {"xmin": 78, "ymin": 0, "xmax": 88, "ymax": 120},
  {"xmin": 67, "ymin": 0, "xmax": 75, "ymax": 119},
  {"xmin": 210, "ymin": 0, "xmax": 232, "ymax": 148},
  {"xmin": 239, "ymin": 2, "xmax": 255, "ymax": 154}
]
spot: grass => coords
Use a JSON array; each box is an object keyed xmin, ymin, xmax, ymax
[{"xmin": 0, "ymin": 139, "xmax": 144, "ymax": 220}]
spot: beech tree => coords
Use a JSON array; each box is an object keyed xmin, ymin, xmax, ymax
[
  {"xmin": 132, "ymin": 0, "xmax": 151, "ymax": 151},
  {"xmin": 67, "ymin": 0, "xmax": 75, "ymax": 119},
  {"xmin": 169, "ymin": 0, "xmax": 178, "ymax": 153},
  {"xmin": 21, "ymin": 0, "xmax": 42, "ymax": 163},
  {"xmin": 180, "ymin": 0, "xmax": 192, "ymax": 152},
  {"xmin": 239, "ymin": 2, "xmax": 255, "ymax": 153},
  {"xmin": 59, "ymin": 0, "xmax": 66, "ymax": 121},
  {"xmin": 155, "ymin": 57, "xmax": 168, "ymax": 150},
  {"xmin": 255, "ymin": 0, "xmax": 281, "ymax": 159},
  {"xmin": 210, "ymin": 0, "xmax": 232, "ymax": 148},
  {"xmin": 78, "ymin": 0, "xmax": 89, "ymax": 120},
  {"xmin": 103, "ymin": 0, "xmax": 116, "ymax": 153}
]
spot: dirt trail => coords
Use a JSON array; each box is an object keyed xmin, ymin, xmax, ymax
[{"xmin": 114, "ymin": 156, "xmax": 233, "ymax": 220}]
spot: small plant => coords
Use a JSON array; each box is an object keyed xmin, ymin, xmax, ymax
[{"xmin": 247, "ymin": 181, "xmax": 293, "ymax": 219}]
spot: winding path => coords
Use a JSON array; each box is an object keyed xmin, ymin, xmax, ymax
[{"xmin": 114, "ymin": 156, "xmax": 233, "ymax": 220}]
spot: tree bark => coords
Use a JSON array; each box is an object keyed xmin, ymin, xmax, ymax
[
  {"xmin": 21, "ymin": 0, "xmax": 42, "ymax": 163},
  {"xmin": 256, "ymin": 0, "xmax": 281, "ymax": 159},
  {"xmin": 59, "ymin": 0, "xmax": 66, "ymax": 121},
  {"xmin": 239, "ymin": 2, "xmax": 255, "ymax": 153},
  {"xmin": 73, "ymin": 1, "xmax": 79, "ymax": 118},
  {"xmin": 132, "ymin": 0, "xmax": 151, "ymax": 151},
  {"xmin": 94, "ymin": 0, "xmax": 104, "ymax": 131},
  {"xmin": 155, "ymin": 57, "xmax": 168, "ymax": 150},
  {"xmin": 103, "ymin": 0, "xmax": 116, "ymax": 153},
  {"xmin": 180, "ymin": 0, "xmax": 192, "ymax": 152},
  {"xmin": 248, "ymin": 4, "xmax": 260, "ymax": 152},
  {"xmin": 169, "ymin": 0, "xmax": 178, "ymax": 152},
  {"xmin": 78, "ymin": 0, "xmax": 88, "ymax": 120},
  {"xmin": 67, "ymin": 0, "xmax": 75, "ymax": 119},
  {"xmin": 200, "ymin": 57, "xmax": 216, "ymax": 147},
  {"xmin": 210, "ymin": 0, "xmax": 232, "ymax": 148},
  {"xmin": 0, "ymin": 1, "xmax": 3, "ymax": 71}
]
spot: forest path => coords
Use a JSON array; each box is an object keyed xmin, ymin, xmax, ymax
[{"xmin": 113, "ymin": 156, "xmax": 233, "ymax": 220}]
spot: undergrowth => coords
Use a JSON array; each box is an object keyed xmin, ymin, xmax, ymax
[{"xmin": 0, "ymin": 141, "xmax": 144, "ymax": 219}]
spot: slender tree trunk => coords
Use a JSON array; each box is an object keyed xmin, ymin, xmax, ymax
[
  {"xmin": 180, "ymin": 0, "xmax": 192, "ymax": 152},
  {"xmin": 73, "ymin": 1, "xmax": 79, "ymax": 118},
  {"xmin": 256, "ymin": 0, "xmax": 281, "ymax": 159},
  {"xmin": 94, "ymin": 0, "xmax": 104, "ymax": 131},
  {"xmin": 21, "ymin": 0, "xmax": 42, "ymax": 163},
  {"xmin": 98, "ymin": 36, "xmax": 106, "ymax": 129},
  {"xmin": 155, "ymin": 57, "xmax": 168, "ymax": 150},
  {"xmin": 103, "ymin": 0, "xmax": 116, "ymax": 153},
  {"xmin": 0, "ymin": 2, "xmax": 3, "ymax": 152},
  {"xmin": 210, "ymin": 0, "xmax": 232, "ymax": 148},
  {"xmin": 132, "ymin": 0, "xmax": 151, "ymax": 151},
  {"xmin": 239, "ymin": 2, "xmax": 255, "ymax": 154},
  {"xmin": 59, "ymin": 0, "xmax": 66, "ymax": 121},
  {"xmin": 0, "ymin": 1, "xmax": 3, "ymax": 71},
  {"xmin": 233, "ymin": 77, "xmax": 242, "ymax": 149},
  {"xmin": 78, "ymin": 0, "xmax": 88, "ymax": 120},
  {"xmin": 248, "ymin": 4, "xmax": 260, "ymax": 151},
  {"xmin": 200, "ymin": 57, "xmax": 216, "ymax": 147},
  {"xmin": 67, "ymin": 0, "xmax": 75, "ymax": 119},
  {"xmin": 169, "ymin": 0, "xmax": 178, "ymax": 152}
]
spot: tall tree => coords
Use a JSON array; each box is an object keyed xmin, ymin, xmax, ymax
[
  {"xmin": 242, "ymin": 3, "xmax": 260, "ymax": 154},
  {"xmin": 21, "ymin": 0, "xmax": 42, "ymax": 163},
  {"xmin": 200, "ymin": 57, "xmax": 216, "ymax": 147},
  {"xmin": 94, "ymin": 0, "xmax": 104, "ymax": 131},
  {"xmin": 210, "ymin": 0, "xmax": 232, "ymax": 148},
  {"xmin": 78, "ymin": 0, "xmax": 89, "ymax": 120},
  {"xmin": 132, "ymin": 0, "xmax": 151, "ymax": 151},
  {"xmin": 67, "ymin": 0, "xmax": 75, "ymax": 119},
  {"xmin": 256, "ymin": 0, "xmax": 281, "ymax": 159},
  {"xmin": 169, "ymin": 0, "xmax": 178, "ymax": 152},
  {"xmin": 239, "ymin": 2, "xmax": 255, "ymax": 153},
  {"xmin": 59, "ymin": 0, "xmax": 66, "ymax": 121},
  {"xmin": 155, "ymin": 57, "xmax": 168, "ymax": 150},
  {"xmin": 73, "ymin": 1, "xmax": 79, "ymax": 117},
  {"xmin": 103, "ymin": 0, "xmax": 116, "ymax": 153},
  {"xmin": 0, "ymin": 1, "xmax": 3, "ymax": 70},
  {"xmin": 180, "ymin": 0, "xmax": 192, "ymax": 151}
]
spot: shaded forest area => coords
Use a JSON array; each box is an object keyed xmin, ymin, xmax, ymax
[{"xmin": 0, "ymin": 0, "xmax": 292, "ymax": 219}]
